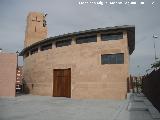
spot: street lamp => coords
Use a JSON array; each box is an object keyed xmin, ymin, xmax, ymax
[
  {"xmin": 0, "ymin": 48, "xmax": 2, "ymax": 52},
  {"xmin": 153, "ymin": 35, "xmax": 158, "ymax": 62},
  {"xmin": 16, "ymin": 51, "xmax": 19, "ymax": 69}
]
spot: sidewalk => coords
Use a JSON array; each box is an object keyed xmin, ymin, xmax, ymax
[{"xmin": 126, "ymin": 93, "xmax": 160, "ymax": 120}]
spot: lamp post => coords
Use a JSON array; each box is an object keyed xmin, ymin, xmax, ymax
[
  {"xmin": 153, "ymin": 35, "xmax": 158, "ymax": 62},
  {"xmin": 0, "ymin": 48, "xmax": 2, "ymax": 52},
  {"xmin": 16, "ymin": 51, "xmax": 19, "ymax": 69}
]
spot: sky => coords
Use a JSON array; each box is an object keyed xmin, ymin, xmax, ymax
[{"xmin": 0, "ymin": 0, "xmax": 160, "ymax": 76}]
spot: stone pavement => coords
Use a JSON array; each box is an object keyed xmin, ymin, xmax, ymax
[
  {"xmin": 127, "ymin": 93, "xmax": 160, "ymax": 120},
  {"xmin": 0, "ymin": 93, "xmax": 159, "ymax": 120}
]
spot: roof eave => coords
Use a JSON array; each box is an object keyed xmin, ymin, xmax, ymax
[{"xmin": 19, "ymin": 25, "xmax": 135, "ymax": 56}]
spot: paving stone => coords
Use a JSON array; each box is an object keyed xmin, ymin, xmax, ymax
[
  {"xmin": 0, "ymin": 94, "xmax": 157, "ymax": 120},
  {"xmin": 144, "ymin": 99, "xmax": 153, "ymax": 106},
  {"xmin": 128, "ymin": 102, "xmax": 148, "ymax": 111},
  {"xmin": 134, "ymin": 95, "xmax": 147, "ymax": 102},
  {"xmin": 127, "ymin": 93, "xmax": 134, "ymax": 101},
  {"xmin": 148, "ymin": 106, "xmax": 160, "ymax": 119}
]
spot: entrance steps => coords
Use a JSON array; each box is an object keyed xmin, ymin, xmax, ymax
[{"xmin": 127, "ymin": 93, "xmax": 160, "ymax": 119}]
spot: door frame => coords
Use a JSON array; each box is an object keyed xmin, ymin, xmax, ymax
[{"xmin": 53, "ymin": 68, "xmax": 71, "ymax": 98}]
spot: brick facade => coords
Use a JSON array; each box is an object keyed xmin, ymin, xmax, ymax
[
  {"xmin": 0, "ymin": 52, "xmax": 17, "ymax": 96},
  {"xmin": 21, "ymin": 12, "xmax": 135, "ymax": 99},
  {"xmin": 25, "ymin": 12, "xmax": 47, "ymax": 47}
]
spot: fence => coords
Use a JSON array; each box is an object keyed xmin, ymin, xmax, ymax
[{"xmin": 142, "ymin": 68, "xmax": 160, "ymax": 112}]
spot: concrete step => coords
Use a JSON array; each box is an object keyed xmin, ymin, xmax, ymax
[
  {"xmin": 148, "ymin": 106, "xmax": 160, "ymax": 119},
  {"xmin": 128, "ymin": 102, "xmax": 148, "ymax": 111},
  {"xmin": 133, "ymin": 95, "xmax": 146, "ymax": 102},
  {"xmin": 127, "ymin": 93, "xmax": 160, "ymax": 119},
  {"xmin": 143, "ymin": 99, "xmax": 153, "ymax": 106},
  {"xmin": 136, "ymin": 93, "xmax": 145, "ymax": 97}
]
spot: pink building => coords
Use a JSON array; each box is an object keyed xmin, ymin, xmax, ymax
[{"xmin": 0, "ymin": 51, "xmax": 17, "ymax": 96}]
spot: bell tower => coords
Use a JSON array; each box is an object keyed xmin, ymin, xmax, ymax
[{"xmin": 24, "ymin": 12, "xmax": 48, "ymax": 48}]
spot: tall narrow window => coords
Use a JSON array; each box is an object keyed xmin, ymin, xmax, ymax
[
  {"xmin": 56, "ymin": 39, "xmax": 72, "ymax": 47},
  {"xmin": 30, "ymin": 48, "xmax": 38, "ymax": 55},
  {"xmin": 101, "ymin": 32, "xmax": 123, "ymax": 41},
  {"xmin": 40, "ymin": 43, "xmax": 52, "ymax": 51},
  {"xmin": 101, "ymin": 53, "xmax": 124, "ymax": 64},
  {"xmin": 76, "ymin": 35, "xmax": 97, "ymax": 44},
  {"xmin": 35, "ymin": 26, "xmax": 36, "ymax": 32}
]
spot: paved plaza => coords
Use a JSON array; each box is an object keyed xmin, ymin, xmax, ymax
[{"xmin": 0, "ymin": 94, "xmax": 159, "ymax": 120}]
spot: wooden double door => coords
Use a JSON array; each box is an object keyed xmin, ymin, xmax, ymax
[{"xmin": 53, "ymin": 68, "xmax": 71, "ymax": 98}]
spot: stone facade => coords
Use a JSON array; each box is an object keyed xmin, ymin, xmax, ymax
[
  {"xmin": 23, "ymin": 33, "xmax": 130, "ymax": 99},
  {"xmin": 21, "ymin": 12, "xmax": 135, "ymax": 100},
  {"xmin": 0, "ymin": 52, "xmax": 17, "ymax": 96},
  {"xmin": 24, "ymin": 12, "xmax": 47, "ymax": 47}
]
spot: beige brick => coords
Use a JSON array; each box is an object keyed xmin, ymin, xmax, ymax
[{"xmin": 0, "ymin": 53, "xmax": 17, "ymax": 96}]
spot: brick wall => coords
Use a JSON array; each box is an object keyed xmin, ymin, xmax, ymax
[
  {"xmin": 0, "ymin": 52, "xmax": 17, "ymax": 96},
  {"xmin": 23, "ymin": 31, "xmax": 130, "ymax": 99}
]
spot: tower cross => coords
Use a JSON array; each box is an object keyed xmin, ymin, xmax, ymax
[
  {"xmin": 32, "ymin": 16, "xmax": 41, "ymax": 32},
  {"xmin": 25, "ymin": 12, "xmax": 47, "ymax": 47},
  {"xmin": 32, "ymin": 16, "xmax": 41, "ymax": 22}
]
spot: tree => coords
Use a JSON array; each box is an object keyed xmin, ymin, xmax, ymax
[{"xmin": 151, "ymin": 60, "xmax": 160, "ymax": 69}]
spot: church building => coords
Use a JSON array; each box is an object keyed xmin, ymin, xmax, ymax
[{"xmin": 20, "ymin": 12, "xmax": 135, "ymax": 99}]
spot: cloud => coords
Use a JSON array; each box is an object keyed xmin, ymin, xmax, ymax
[{"xmin": 0, "ymin": 0, "xmax": 160, "ymax": 75}]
